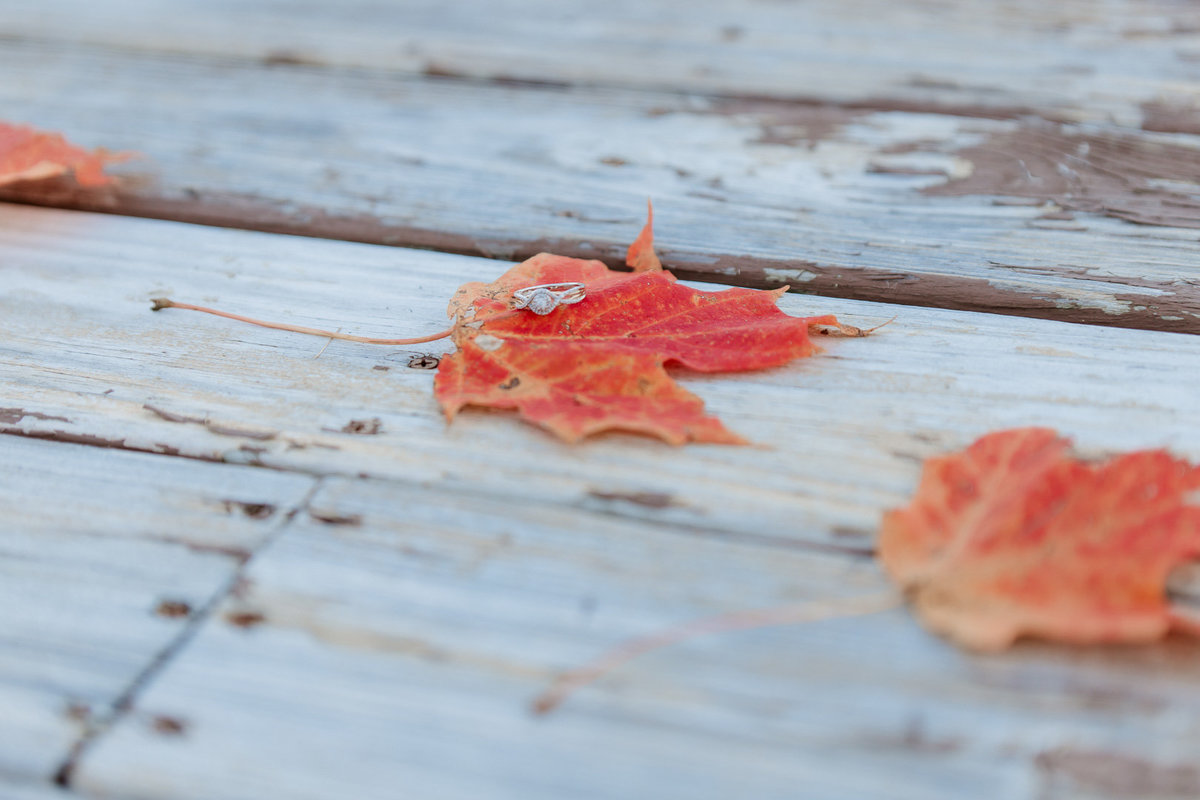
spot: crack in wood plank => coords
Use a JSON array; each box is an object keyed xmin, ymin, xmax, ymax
[
  {"xmin": 50, "ymin": 478, "xmax": 323, "ymax": 788},
  {"xmin": 144, "ymin": 404, "xmax": 280, "ymax": 440}
]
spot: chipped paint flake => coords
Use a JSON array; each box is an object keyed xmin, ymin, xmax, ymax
[
  {"xmin": 763, "ymin": 268, "xmax": 818, "ymax": 284},
  {"xmin": 946, "ymin": 156, "xmax": 974, "ymax": 181},
  {"xmin": 475, "ymin": 334, "xmax": 505, "ymax": 351}
]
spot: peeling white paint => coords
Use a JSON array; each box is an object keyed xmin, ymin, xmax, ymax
[
  {"xmin": 1050, "ymin": 295, "xmax": 1134, "ymax": 315},
  {"xmin": 763, "ymin": 268, "xmax": 818, "ymax": 284},
  {"xmin": 946, "ymin": 156, "xmax": 974, "ymax": 181},
  {"xmin": 475, "ymin": 334, "xmax": 505, "ymax": 351}
]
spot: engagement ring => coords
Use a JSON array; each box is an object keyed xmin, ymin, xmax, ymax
[{"xmin": 510, "ymin": 282, "xmax": 586, "ymax": 315}]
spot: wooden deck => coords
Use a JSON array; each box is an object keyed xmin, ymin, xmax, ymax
[{"xmin": 2, "ymin": 3, "xmax": 1200, "ymax": 799}]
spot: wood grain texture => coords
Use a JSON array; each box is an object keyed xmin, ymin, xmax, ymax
[
  {"xmin": 3, "ymin": 207, "xmax": 1199, "ymax": 798},
  {"xmin": 72, "ymin": 475, "xmax": 1200, "ymax": 800},
  {"xmin": 2, "ymin": 203, "xmax": 1198, "ymax": 580},
  {"xmin": 1, "ymin": 40, "xmax": 1199, "ymax": 331},
  {"xmin": 4, "ymin": 4, "xmax": 1200, "ymax": 795},
  {"xmin": 0, "ymin": 435, "xmax": 314, "ymax": 785},
  {"xmin": 1, "ymin": 0, "xmax": 1198, "ymax": 123},
  {"xmin": 3, "ymin": 206, "xmax": 1199, "ymax": 551}
]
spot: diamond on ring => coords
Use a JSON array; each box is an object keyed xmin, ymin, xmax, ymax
[{"xmin": 510, "ymin": 282, "xmax": 586, "ymax": 315}]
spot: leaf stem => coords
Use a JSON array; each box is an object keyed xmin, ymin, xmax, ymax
[
  {"xmin": 531, "ymin": 590, "xmax": 901, "ymax": 715},
  {"xmin": 808, "ymin": 314, "xmax": 898, "ymax": 338},
  {"xmin": 151, "ymin": 298, "xmax": 454, "ymax": 345}
]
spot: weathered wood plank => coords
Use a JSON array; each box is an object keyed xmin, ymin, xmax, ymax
[
  {"xmin": 4, "ymin": 204, "xmax": 1199, "ymax": 800},
  {"xmin": 1, "ymin": 204, "xmax": 1197, "ymax": 564},
  {"xmin": 70, "ymin": 475, "xmax": 1200, "ymax": 800},
  {"xmin": 0, "ymin": 435, "xmax": 315, "ymax": 786},
  {"xmin": 4, "ymin": 782, "xmax": 88, "ymax": 800},
  {"xmin": 0, "ymin": 41, "xmax": 1198, "ymax": 330},
  {"xmin": 1, "ymin": 0, "xmax": 1197, "ymax": 123}
]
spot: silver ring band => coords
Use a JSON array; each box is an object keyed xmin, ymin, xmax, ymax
[{"xmin": 510, "ymin": 282, "xmax": 587, "ymax": 315}]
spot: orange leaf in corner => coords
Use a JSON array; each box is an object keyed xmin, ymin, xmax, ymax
[
  {"xmin": 435, "ymin": 209, "xmax": 846, "ymax": 444},
  {"xmin": 0, "ymin": 122, "xmax": 126, "ymax": 188},
  {"xmin": 880, "ymin": 428, "xmax": 1200, "ymax": 650}
]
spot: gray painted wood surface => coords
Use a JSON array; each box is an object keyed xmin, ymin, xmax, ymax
[
  {"xmin": 1, "ymin": 205, "xmax": 1198, "ymax": 799},
  {"xmin": 0, "ymin": 434, "xmax": 315, "ymax": 785},
  {"xmin": 4, "ymin": 1, "xmax": 1200, "ymax": 796},
  {"xmin": 0, "ymin": 0, "xmax": 1196, "ymax": 121},
  {"xmin": 71, "ymin": 477, "xmax": 1200, "ymax": 800},
  {"xmin": 5, "ymin": 783, "xmax": 85, "ymax": 800},
  {"xmin": 3, "ymin": 205, "xmax": 1199, "ymax": 550},
  {"xmin": 1, "ymin": 12, "xmax": 1199, "ymax": 330}
]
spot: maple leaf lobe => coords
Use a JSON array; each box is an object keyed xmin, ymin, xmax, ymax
[{"xmin": 626, "ymin": 200, "xmax": 664, "ymax": 273}]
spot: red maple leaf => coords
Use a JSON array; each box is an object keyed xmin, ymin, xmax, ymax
[
  {"xmin": 879, "ymin": 428, "xmax": 1200, "ymax": 650},
  {"xmin": 434, "ymin": 209, "xmax": 852, "ymax": 444},
  {"xmin": 0, "ymin": 122, "xmax": 126, "ymax": 187},
  {"xmin": 151, "ymin": 205, "xmax": 865, "ymax": 445}
]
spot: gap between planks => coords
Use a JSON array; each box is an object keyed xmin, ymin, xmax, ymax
[
  {"xmin": 0, "ymin": 37, "xmax": 1198, "ymax": 331},
  {"xmin": 1, "ymin": 204, "xmax": 1198, "ymax": 596},
  {"xmin": 2, "ymin": 205, "xmax": 1200, "ymax": 798}
]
